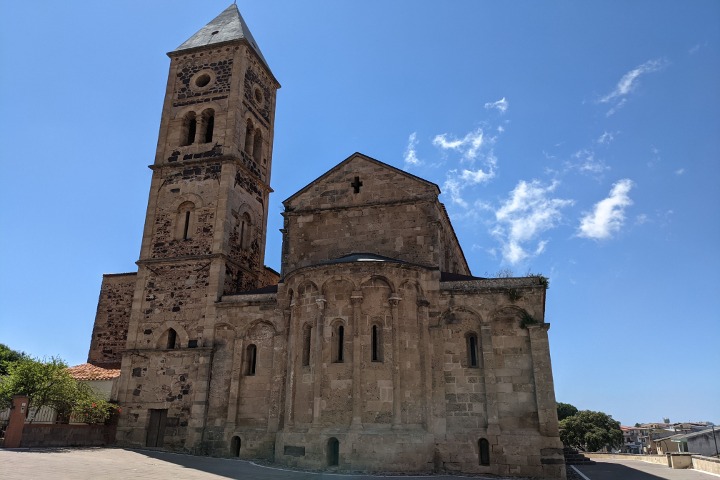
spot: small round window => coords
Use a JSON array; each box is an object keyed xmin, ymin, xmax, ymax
[{"xmin": 195, "ymin": 73, "xmax": 211, "ymax": 88}]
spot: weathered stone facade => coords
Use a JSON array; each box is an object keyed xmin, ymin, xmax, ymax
[{"xmin": 88, "ymin": 5, "xmax": 565, "ymax": 478}]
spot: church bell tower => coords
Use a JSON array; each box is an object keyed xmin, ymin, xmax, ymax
[{"xmin": 116, "ymin": 5, "xmax": 279, "ymax": 450}]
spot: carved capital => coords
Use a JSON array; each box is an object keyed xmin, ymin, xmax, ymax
[
  {"xmin": 417, "ymin": 297, "xmax": 430, "ymax": 308},
  {"xmin": 388, "ymin": 294, "xmax": 402, "ymax": 307},
  {"xmin": 315, "ymin": 296, "xmax": 327, "ymax": 311},
  {"xmin": 350, "ymin": 291, "xmax": 363, "ymax": 306}
]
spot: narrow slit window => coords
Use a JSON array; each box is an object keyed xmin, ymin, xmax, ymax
[
  {"xmin": 479, "ymin": 438, "xmax": 490, "ymax": 466},
  {"xmin": 467, "ymin": 334, "xmax": 479, "ymax": 368},
  {"xmin": 302, "ymin": 325, "xmax": 312, "ymax": 366},
  {"xmin": 181, "ymin": 112, "xmax": 197, "ymax": 146},
  {"xmin": 244, "ymin": 120, "xmax": 253, "ymax": 154},
  {"xmin": 253, "ymin": 129, "xmax": 263, "ymax": 160},
  {"xmin": 246, "ymin": 344, "xmax": 257, "ymax": 376},
  {"xmin": 183, "ymin": 211, "xmax": 191, "ymax": 240},
  {"xmin": 166, "ymin": 328, "xmax": 177, "ymax": 349},
  {"xmin": 337, "ymin": 325, "xmax": 344, "ymax": 363},
  {"xmin": 371, "ymin": 324, "xmax": 382, "ymax": 362}
]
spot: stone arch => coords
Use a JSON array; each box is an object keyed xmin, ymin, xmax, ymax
[
  {"xmin": 244, "ymin": 319, "xmax": 279, "ymax": 338},
  {"xmin": 327, "ymin": 437, "xmax": 340, "ymax": 466},
  {"xmin": 152, "ymin": 322, "xmax": 189, "ymax": 349},
  {"xmin": 359, "ymin": 274, "xmax": 395, "ymax": 294},
  {"xmin": 440, "ymin": 306, "xmax": 483, "ymax": 326},
  {"xmin": 320, "ymin": 275, "xmax": 357, "ymax": 298},
  {"xmin": 173, "ymin": 192, "xmax": 204, "ymax": 210},
  {"xmin": 489, "ymin": 305, "xmax": 529, "ymax": 334},
  {"xmin": 398, "ymin": 278, "xmax": 425, "ymax": 302}
]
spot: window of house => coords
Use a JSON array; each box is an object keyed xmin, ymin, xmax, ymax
[{"xmin": 246, "ymin": 344, "xmax": 257, "ymax": 375}]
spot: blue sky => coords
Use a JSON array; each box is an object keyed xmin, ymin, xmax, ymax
[{"xmin": 1, "ymin": 1, "xmax": 718, "ymax": 427}]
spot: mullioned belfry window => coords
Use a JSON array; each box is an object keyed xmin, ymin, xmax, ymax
[
  {"xmin": 180, "ymin": 109, "xmax": 214, "ymax": 146},
  {"xmin": 244, "ymin": 119, "xmax": 254, "ymax": 154},
  {"xmin": 181, "ymin": 112, "xmax": 197, "ymax": 146},
  {"xmin": 201, "ymin": 108, "xmax": 215, "ymax": 143}
]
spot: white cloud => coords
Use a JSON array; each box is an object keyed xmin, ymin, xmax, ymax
[
  {"xmin": 600, "ymin": 59, "xmax": 667, "ymax": 116},
  {"xmin": 484, "ymin": 97, "xmax": 509, "ymax": 114},
  {"xmin": 492, "ymin": 180, "xmax": 573, "ymax": 264},
  {"xmin": 577, "ymin": 179, "xmax": 634, "ymax": 240},
  {"xmin": 674, "ymin": 168, "xmax": 685, "ymax": 175},
  {"xmin": 432, "ymin": 128, "xmax": 486, "ymax": 162},
  {"xmin": 442, "ymin": 159, "xmax": 497, "ymax": 208},
  {"xmin": 403, "ymin": 132, "xmax": 421, "ymax": 168},
  {"xmin": 597, "ymin": 131, "xmax": 615, "ymax": 145}
]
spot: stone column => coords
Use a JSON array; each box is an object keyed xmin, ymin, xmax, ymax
[
  {"xmin": 527, "ymin": 323, "xmax": 558, "ymax": 436},
  {"xmin": 350, "ymin": 291, "xmax": 363, "ymax": 428},
  {"xmin": 389, "ymin": 294, "xmax": 402, "ymax": 427},
  {"xmin": 282, "ymin": 306, "xmax": 296, "ymax": 428},
  {"xmin": 225, "ymin": 336, "xmax": 245, "ymax": 425},
  {"xmin": 417, "ymin": 298, "xmax": 432, "ymax": 430},
  {"xmin": 480, "ymin": 324, "xmax": 500, "ymax": 434},
  {"xmin": 311, "ymin": 295, "xmax": 326, "ymax": 426}
]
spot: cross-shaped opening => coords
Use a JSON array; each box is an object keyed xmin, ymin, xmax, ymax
[{"xmin": 350, "ymin": 176, "xmax": 363, "ymax": 193}]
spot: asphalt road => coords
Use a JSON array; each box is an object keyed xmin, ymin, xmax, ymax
[{"xmin": 572, "ymin": 458, "xmax": 713, "ymax": 480}]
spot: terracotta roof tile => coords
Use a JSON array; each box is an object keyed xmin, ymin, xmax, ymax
[{"xmin": 68, "ymin": 363, "xmax": 121, "ymax": 381}]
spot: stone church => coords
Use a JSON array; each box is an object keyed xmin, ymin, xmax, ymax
[{"xmin": 87, "ymin": 5, "xmax": 566, "ymax": 478}]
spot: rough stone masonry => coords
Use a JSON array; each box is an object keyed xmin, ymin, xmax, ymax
[{"xmin": 87, "ymin": 4, "xmax": 566, "ymax": 479}]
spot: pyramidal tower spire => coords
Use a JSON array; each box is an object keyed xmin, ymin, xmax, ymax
[{"xmin": 174, "ymin": 4, "xmax": 272, "ymax": 72}]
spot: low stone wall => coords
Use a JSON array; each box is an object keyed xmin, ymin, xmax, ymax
[
  {"xmin": 584, "ymin": 453, "xmax": 669, "ymax": 466},
  {"xmin": 20, "ymin": 424, "xmax": 116, "ymax": 448},
  {"xmin": 693, "ymin": 455, "xmax": 720, "ymax": 475}
]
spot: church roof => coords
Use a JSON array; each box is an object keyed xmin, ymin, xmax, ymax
[{"xmin": 173, "ymin": 4, "xmax": 272, "ymax": 73}]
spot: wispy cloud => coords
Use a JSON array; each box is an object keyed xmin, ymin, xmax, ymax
[
  {"xmin": 577, "ymin": 179, "xmax": 634, "ymax": 240},
  {"xmin": 600, "ymin": 59, "xmax": 667, "ymax": 116},
  {"xmin": 491, "ymin": 180, "xmax": 573, "ymax": 264},
  {"xmin": 442, "ymin": 157, "xmax": 497, "ymax": 208},
  {"xmin": 597, "ymin": 131, "xmax": 616, "ymax": 145},
  {"xmin": 403, "ymin": 132, "xmax": 421, "ymax": 168},
  {"xmin": 570, "ymin": 149, "xmax": 610, "ymax": 176},
  {"xmin": 433, "ymin": 128, "xmax": 487, "ymax": 163},
  {"xmin": 484, "ymin": 97, "xmax": 509, "ymax": 114},
  {"xmin": 674, "ymin": 168, "xmax": 685, "ymax": 176}
]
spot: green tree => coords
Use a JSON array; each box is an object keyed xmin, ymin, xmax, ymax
[
  {"xmin": 557, "ymin": 402, "xmax": 579, "ymax": 421},
  {"xmin": 560, "ymin": 410, "xmax": 623, "ymax": 452},
  {"xmin": 0, "ymin": 356, "xmax": 115, "ymax": 423},
  {"xmin": 0, "ymin": 343, "xmax": 28, "ymax": 376}
]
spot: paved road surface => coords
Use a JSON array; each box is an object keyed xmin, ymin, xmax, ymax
[
  {"xmin": 573, "ymin": 458, "xmax": 715, "ymax": 480},
  {"xmin": 0, "ymin": 448, "xmax": 523, "ymax": 480}
]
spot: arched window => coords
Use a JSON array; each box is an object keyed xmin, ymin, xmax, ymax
[
  {"xmin": 371, "ymin": 324, "xmax": 383, "ymax": 362},
  {"xmin": 181, "ymin": 112, "xmax": 197, "ymax": 146},
  {"xmin": 167, "ymin": 328, "xmax": 177, "ymax": 349},
  {"xmin": 176, "ymin": 202, "xmax": 195, "ymax": 241},
  {"xmin": 302, "ymin": 324, "xmax": 312, "ymax": 366},
  {"xmin": 246, "ymin": 344, "xmax": 257, "ymax": 376},
  {"xmin": 331, "ymin": 322, "xmax": 345, "ymax": 363},
  {"xmin": 253, "ymin": 129, "xmax": 263, "ymax": 161},
  {"xmin": 467, "ymin": 333, "xmax": 479, "ymax": 368},
  {"xmin": 479, "ymin": 438, "xmax": 490, "ymax": 466},
  {"xmin": 244, "ymin": 119, "xmax": 254, "ymax": 154},
  {"xmin": 201, "ymin": 109, "xmax": 215, "ymax": 143},
  {"xmin": 327, "ymin": 437, "xmax": 339, "ymax": 466},
  {"xmin": 230, "ymin": 436, "xmax": 241, "ymax": 457}
]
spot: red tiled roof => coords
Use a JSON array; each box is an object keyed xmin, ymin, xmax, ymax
[{"xmin": 68, "ymin": 363, "xmax": 121, "ymax": 381}]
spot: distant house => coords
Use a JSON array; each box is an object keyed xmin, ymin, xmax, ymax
[
  {"xmin": 620, "ymin": 426, "xmax": 644, "ymax": 454},
  {"xmin": 655, "ymin": 428, "xmax": 720, "ymax": 457}
]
